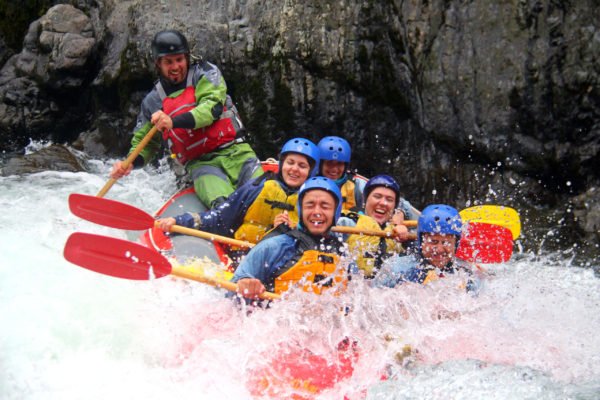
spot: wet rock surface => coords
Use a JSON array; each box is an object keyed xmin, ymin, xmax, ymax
[
  {"xmin": 0, "ymin": 144, "xmax": 85, "ymax": 176},
  {"xmin": 0, "ymin": 1, "xmax": 598, "ymax": 257}
]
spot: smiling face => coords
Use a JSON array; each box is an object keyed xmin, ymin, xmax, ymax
[
  {"xmin": 281, "ymin": 153, "xmax": 311, "ymax": 188},
  {"xmin": 420, "ymin": 233, "xmax": 457, "ymax": 268},
  {"xmin": 301, "ymin": 190, "xmax": 336, "ymax": 236},
  {"xmin": 156, "ymin": 53, "xmax": 188, "ymax": 84},
  {"xmin": 321, "ymin": 160, "xmax": 346, "ymax": 180},
  {"xmin": 364, "ymin": 187, "xmax": 397, "ymax": 225}
]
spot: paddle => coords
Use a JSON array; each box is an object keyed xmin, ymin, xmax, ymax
[
  {"xmin": 69, "ymin": 193, "xmax": 255, "ymax": 249},
  {"xmin": 70, "ymin": 193, "xmax": 514, "ymax": 263},
  {"xmin": 63, "ymin": 232, "xmax": 280, "ymax": 300},
  {"xmin": 456, "ymin": 222, "xmax": 513, "ymax": 263},
  {"xmin": 70, "ymin": 193, "xmax": 418, "ymax": 244},
  {"xmin": 460, "ymin": 205, "xmax": 521, "ymax": 239},
  {"xmin": 96, "ymin": 125, "xmax": 159, "ymax": 198},
  {"xmin": 332, "ymin": 225, "xmax": 417, "ymax": 240},
  {"xmin": 335, "ymin": 219, "xmax": 513, "ymax": 263}
]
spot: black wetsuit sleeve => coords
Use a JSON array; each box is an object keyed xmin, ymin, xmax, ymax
[{"xmin": 171, "ymin": 113, "xmax": 196, "ymax": 129}]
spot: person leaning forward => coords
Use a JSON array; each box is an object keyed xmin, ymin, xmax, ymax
[
  {"xmin": 373, "ymin": 204, "xmax": 481, "ymax": 293},
  {"xmin": 337, "ymin": 175, "xmax": 415, "ymax": 278},
  {"xmin": 232, "ymin": 177, "xmax": 348, "ymax": 300},
  {"xmin": 110, "ymin": 29, "xmax": 263, "ymax": 208},
  {"xmin": 155, "ymin": 137, "xmax": 320, "ymax": 260}
]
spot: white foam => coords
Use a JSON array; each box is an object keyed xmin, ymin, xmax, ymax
[{"xmin": 1, "ymin": 158, "xmax": 599, "ymax": 399}]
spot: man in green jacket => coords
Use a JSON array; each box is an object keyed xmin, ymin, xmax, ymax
[{"xmin": 111, "ymin": 29, "xmax": 263, "ymax": 208}]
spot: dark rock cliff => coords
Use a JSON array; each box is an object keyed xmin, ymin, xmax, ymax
[{"xmin": 0, "ymin": 1, "xmax": 598, "ymax": 259}]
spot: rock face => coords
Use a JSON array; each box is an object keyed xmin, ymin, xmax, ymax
[
  {"xmin": 0, "ymin": 1, "xmax": 598, "ymax": 254},
  {"xmin": 572, "ymin": 188, "xmax": 600, "ymax": 242},
  {"xmin": 0, "ymin": 4, "xmax": 97, "ymax": 150},
  {"xmin": 0, "ymin": 144, "xmax": 85, "ymax": 176}
]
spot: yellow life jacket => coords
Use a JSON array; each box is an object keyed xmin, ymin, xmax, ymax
[
  {"xmin": 234, "ymin": 179, "xmax": 299, "ymax": 243},
  {"xmin": 340, "ymin": 179, "xmax": 357, "ymax": 213},
  {"xmin": 274, "ymin": 249, "xmax": 345, "ymax": 295},
  {"xmin": 420, "ymin": 267, "xmax": 469, "ymax": 291},
  {"xmin": 422, "ymin": 269, "xmax": 440, "ymax": 285},
  {"xmin": 347, "ymin": 214, "xmax": 404, "ymax": 278},
  {"xmin": 340, "ymin": 175, "xmax": 366, "ymax": 213}
]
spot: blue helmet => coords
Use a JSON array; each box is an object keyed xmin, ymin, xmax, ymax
[
  {"xmin": 297, "ymin": 176, "xmax": 343, "ymax": 225},
  {"xmin": 363, "ymin": 174, "xmax": 401, "ymax": 208},
  {"xmin": 279, "ymin": 137, "xmax": 320, "ymax": 177},
  {"xmin": 417, "ymin": 204, "xmax": 462, "ymax": 247},
  {"xmin": 318, "ymin": 136, "xmax": 351, "ymax": 164}
]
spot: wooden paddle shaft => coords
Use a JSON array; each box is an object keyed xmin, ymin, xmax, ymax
[
  {"xmin": 167, "ymin": 223, "xmax": 255, "ymax": 248},
  {"xmin": 332, "ymin": 226, "xmax": 417, "ymax": 240},
  {"xmin": 171, "ymin": 265, "xmax": 280, "ymax": 301},
  {"xmin": 96, "ymin": 126, "xmax": 159, "ymax": 198},
  {"xmin": 172, "ymin": 224, "xmax": 416, "ymax": 244},
  {"xmin": 170, "ymin": 224, "xmax": 418, "ymax": 245}
]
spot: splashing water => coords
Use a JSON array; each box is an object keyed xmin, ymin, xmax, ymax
[{"xmin": 1, "ymin": 156, "xmax": 599, "ymax": 399}]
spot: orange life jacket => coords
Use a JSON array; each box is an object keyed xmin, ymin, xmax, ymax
[
  {"xmin": 274, "ymin": 250, "xmax": 345, "ymax": 295},
  {"xmin": 273, "ymin": 230, "xmax": 346, "ymax": 295}
]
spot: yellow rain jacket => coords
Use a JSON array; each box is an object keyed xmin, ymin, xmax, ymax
[
  {"xmin": 340, "ymin": 179, "xmax": 358, "ymax": 213},
  {"xmin": 234, "ymin": 179, "xmax": 299, "ymax": 243},
  {"xmin": 347, "ymin": 214, "xmax": 404, "ymax": 278}
]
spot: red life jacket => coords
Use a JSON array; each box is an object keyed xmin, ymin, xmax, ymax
[{"xmin": 157, "ymin": 71, "xmax": 241, "ymax": 164}]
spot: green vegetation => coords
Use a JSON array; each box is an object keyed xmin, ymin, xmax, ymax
[
  {"xmin": 226, "ymin": 69, "xmax": 278, "ymax": 158},
  {"xmin": 225, "ymin": 38, "xmax": 299, "ymax": 158},
  {"xmin": 115, "ymin": 42, "xmax": 153, "ymax": 109},
  {"xmin": 271, "ymin": 80, "xmax": 295, "ymax": 136}
]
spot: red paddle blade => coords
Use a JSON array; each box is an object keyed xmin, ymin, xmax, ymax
[
  {"xmin": 456, "ymin": 222, "xmax": 513, "ymax": 263},
  {"xmin": 63, "ymin": 232, "xmax": 172, "ymax": 280},
  {"xmin": 68, "ymin": 193, "xmax": 154, "ymax": 230}
]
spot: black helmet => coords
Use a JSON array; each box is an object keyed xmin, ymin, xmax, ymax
[{"xmin": 151, "ymin": 30, "xmax": 189, "ymax": 60}]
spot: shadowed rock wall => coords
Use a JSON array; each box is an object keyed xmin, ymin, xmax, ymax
[{"xmin": 0, "ymin": 0, "xmax": 598, "ymax": 255}]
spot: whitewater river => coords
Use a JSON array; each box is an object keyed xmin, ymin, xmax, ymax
[{"xmin": 1, "ymin": 152, "xmax": 599, "ymax": 399}]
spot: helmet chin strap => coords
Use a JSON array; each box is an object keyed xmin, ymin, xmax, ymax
[
  {"xmin": 155, "ymin": 57, "xmax": 190, "ymax": 85},
  {"xmin": 158, "ymin": 73, "xmax": 187, "ymax": 91},
  {"xmin": 419, "ymin": 256, "xmax": 455, "ymax": 273},
  {"xmin": 334, "ymin": 173, "xmax": 348, "ymax": 186},
  {"xmin": 165, "ymin": 76, "xmax": 185, "ymax": 85}
]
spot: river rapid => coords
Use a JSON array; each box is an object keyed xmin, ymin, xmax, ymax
[{"xmin": 1, "ymin": 151, "xmax": 599, "ymax": 399}]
